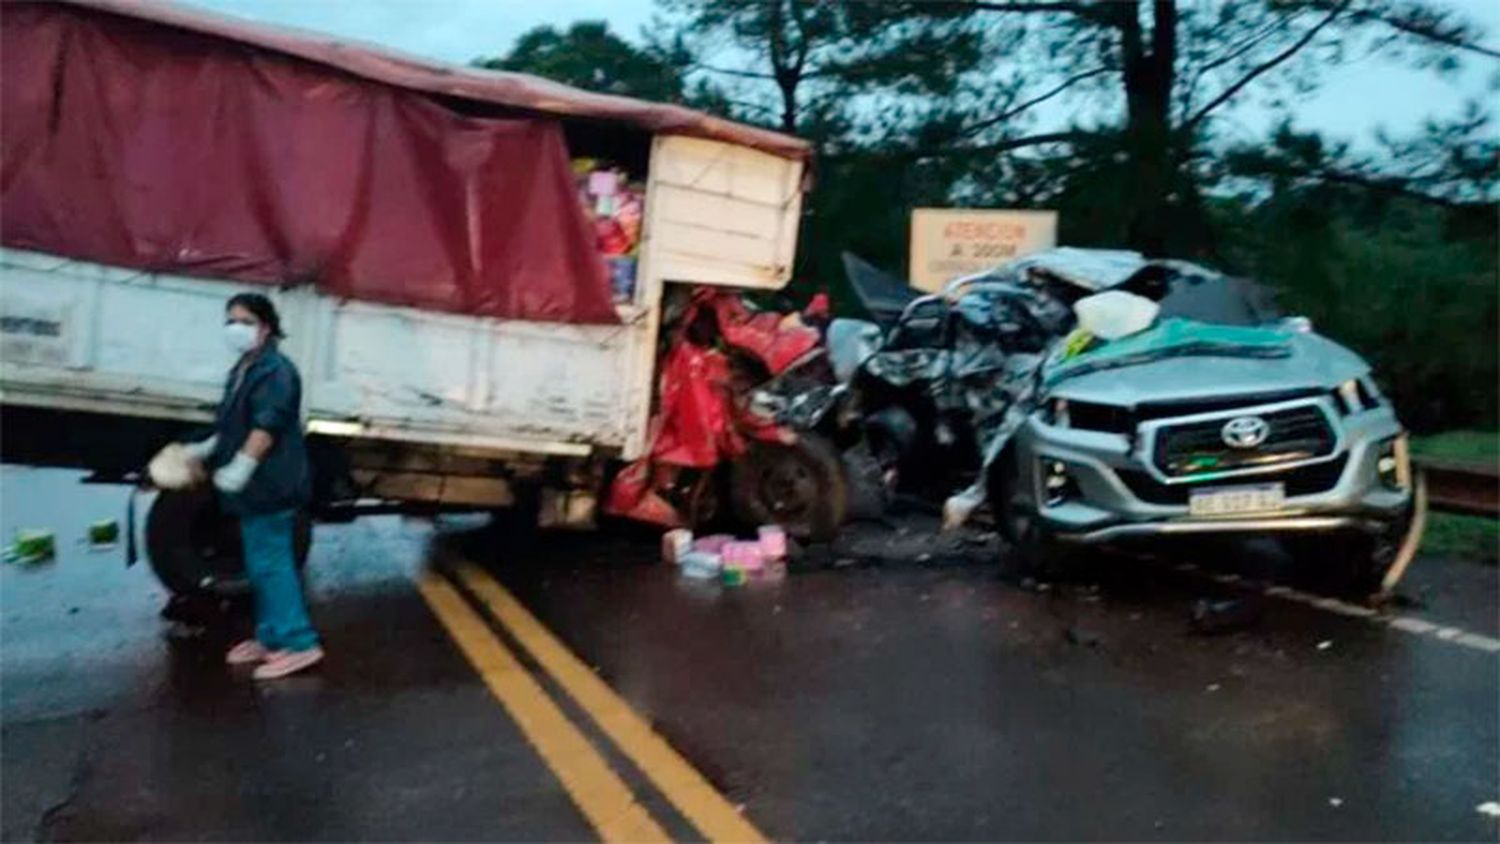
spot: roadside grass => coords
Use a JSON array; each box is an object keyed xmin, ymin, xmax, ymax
[
  {"xmin": 1421, "ymin": 512, "xmax": 1498, "ymax": 563},
  {"xmin": 1411, "ymin": 431, "xmax": 1498, "ymax": 563},
  {"xmin": 1410, "ymin": 430, "xmax": 1499, "ymax": 466}
]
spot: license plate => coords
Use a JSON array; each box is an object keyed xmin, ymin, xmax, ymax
[{"xmin": 1188, "ymin": 483, "xmax": 1285, "ymax": 517}]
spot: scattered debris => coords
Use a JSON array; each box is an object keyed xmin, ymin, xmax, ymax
[
  {"xmin": 1206, "ymin": 683, "xmax": 1221, "ymax": 692},
  {"xmin": 87, "ymin": 519, "xmax": 120, "ymax": 549},
  {"xmin": 5, "ymin": 530, "xmax": 56, "ymax": 566},
  {"xmin": 1190, "ymin": 598, "xmax": 1264, "ymax": 635},
  {"xmin": 672, "ymin": 525, "xmax": 790, "ymax": 588},
  {"xmin": 1065, "ymin": 627, "xmax": 1102, "ymax": 648},
  {"xmin": 1317, "ymin": 640, "xmax": 1334, "ymax": 651},
  {"xmin": 662, "ymin": 529, "xmax": 693, "ymax": 565},
  {"xmin": 1387, "ymin": 592, "xmax": 1428, "ymax": 611},
  {"xmin": 679, "ymin": 552, "xmax": 721, "ymax": 581}
]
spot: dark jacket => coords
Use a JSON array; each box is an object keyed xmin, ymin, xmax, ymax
[{"xmin": 209, "ymin": 342, "xmax": 311, "ymax": 516}]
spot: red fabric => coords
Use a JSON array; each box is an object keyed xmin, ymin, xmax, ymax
[
  {"xmin": 648, "ymin": 341, "xmax": 740, "ymax": 469},
  {"xmin": 804, "ymin": 292, "xmax": 831, "ymax": 321},
  {"xmin": 0, "ymin": 4, "xmax": 618, "ymax": 324},
  {"xmin": 602, "ymin": 461, "xmax": 684, "ymax": 528},
  {"xmin": 15, "ymin": 0, "xmax": 811, "ymax": 163},
  {"xmin": 603, "ymin": 288, "xmax": 812, "ymax": 526},
  {"xmin": 702, "ymin": 293, "xmax": 821, "ymax": 375},
  {"xmin": 604, "ymin": 342, "xmax": 736, "ymax": 527}
]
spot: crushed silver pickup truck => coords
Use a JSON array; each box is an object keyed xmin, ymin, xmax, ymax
[{"xmin": 796, "ymin": 248, "xmax": 1422, "ymax": 596}]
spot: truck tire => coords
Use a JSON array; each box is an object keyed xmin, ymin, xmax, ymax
[
  {"xmin": 730, "ymin": 434, "xmax": 847, "ymax": 542},
  {"xmin": 146, "ymin": 487, "xmax": 310, "ymax": 598}
]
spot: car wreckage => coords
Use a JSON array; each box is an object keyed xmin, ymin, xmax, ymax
[{"xmin": 768, "ymin": 247, "xmax": 1421, "ymax": 596}]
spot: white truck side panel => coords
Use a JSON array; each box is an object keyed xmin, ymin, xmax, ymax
[
  {"xmin": 1, "ymin": 253, "xmax": 252, "ymax": 420},
  {"xmin": 306, "ymin": 300, "xmax": 639, "ymax": 446},
  {"xmin": 0, "ymin": 250, "xmax": 649, "ymax": 453}
]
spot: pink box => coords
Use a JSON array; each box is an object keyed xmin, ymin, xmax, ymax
[
  {"xmin": 758, "ymin": 525, "xmax": 787, "ymax": 560},
  {"xmin": 722, "ymin": 541, "xmax": 765, "ymax": 572},
  {"xmin": 693, "ymin": 534, "xmax": 734, "ymax": 555}
]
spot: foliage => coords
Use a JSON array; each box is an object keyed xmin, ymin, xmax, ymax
[
  {"xmin": 1422, "ymin": 513, "xmax": 1499, "ymax": 563},
  {"xmin": 473, "ymin": 21, "xmax": 722, "ymax": 108}
]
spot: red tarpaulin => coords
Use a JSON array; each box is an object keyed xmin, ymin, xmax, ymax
[{"xmin": 0, "ymin": 3, "xmax": 619, "ymax": 324}]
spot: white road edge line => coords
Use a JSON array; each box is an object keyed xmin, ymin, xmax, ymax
[{"xmin": 1169, "ymin": 560, "xmax": 1500, "ymax": 656}]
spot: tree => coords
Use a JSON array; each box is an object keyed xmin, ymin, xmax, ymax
[
  {"xmin": 917, "ymin": 0, "xmax": 1500, "ymax": 255},
  {"xmin": 474, "ymin": 21, "xmax": 696, "ymax": 104},
  {"xmin": 656, "ymin": 0, "xmax": 990, "ymax": 143}
]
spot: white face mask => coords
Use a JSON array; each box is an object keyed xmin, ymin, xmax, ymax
[{"xmin": 224, "ymin": 321, "xmax": 260, "ymax": 354}]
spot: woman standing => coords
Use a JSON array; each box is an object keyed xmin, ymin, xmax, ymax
[{"xmin": 183, "ymin": 293, "xmax": 322, "ymax": 680}]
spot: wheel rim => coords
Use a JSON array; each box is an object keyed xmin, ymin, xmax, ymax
[{"xmin": 760, "ymin": 457, "xmax": 817, "ymax": 524}]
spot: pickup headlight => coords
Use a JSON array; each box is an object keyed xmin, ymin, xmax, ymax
[
  {"xmin": 1337, "ymin": 379, "xmax": 1361, "ymax": 414},
  {"xmin": 1040, "ymin": 457, "xmax": 1079, "ymax": 506},
  {"xmin": 1042, "ymin": 398, "xmax": 1070, "ymax": 428},
  {"xmin": 1336, "ymin": 377, "xmax": 1385, "ymax": 415},
  {"xmin": 1377, "ymin": 435, "xmax": 1410, "ymax": 490}
]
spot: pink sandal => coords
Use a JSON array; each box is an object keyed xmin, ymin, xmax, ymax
[
  {"xmin": 225, "ymin": 639, "xmax": 272, "ymax": 665},
  {"xmin": 253, "ymin": 647, "xmax": 325, "ymax": 680}
]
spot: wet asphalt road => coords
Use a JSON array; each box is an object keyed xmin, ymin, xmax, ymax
[{"xmin": 2, "ymin": 465, "xmax": 1498, "ymax": 842}]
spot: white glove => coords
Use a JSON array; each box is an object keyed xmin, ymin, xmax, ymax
[
  {"xmin": 182, "ymin": 435, "xmax": 219, "ymax": 462},
  {"xmin": 212, "ymin": 452, "xmax": 259, "ymax": 494}
]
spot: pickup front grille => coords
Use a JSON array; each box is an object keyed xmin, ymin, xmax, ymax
[
  {"xmin": 1117, "ymin": 453, "xmax": 1349, "ymax": 505},
  {"xmin": 1151, "ymin": 404, "xmax": 1336, "ymax": 478}
]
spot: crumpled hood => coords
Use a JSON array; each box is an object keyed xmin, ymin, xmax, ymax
[{"xmin": 1046, "ymin": 329, "xmax": 1370, "ymax": 406}]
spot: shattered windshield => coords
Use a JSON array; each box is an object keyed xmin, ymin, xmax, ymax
[{"xmin": 1127, "ymin": 266, "xmax": 1279, "ymax": 327}]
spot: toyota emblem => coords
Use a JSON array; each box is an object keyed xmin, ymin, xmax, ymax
[{"xmin": 1221, "ymin": 416, "xmax": 1270, "ymax": 449}]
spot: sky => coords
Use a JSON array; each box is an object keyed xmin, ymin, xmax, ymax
[{"xmin": 182, "ymin": 0, "xmax": 1499, "ymax": 148}]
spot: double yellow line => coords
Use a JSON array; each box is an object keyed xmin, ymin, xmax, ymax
[{"xmin": 416, "ymin": 561, "xmax": 765, "ymax": 843}]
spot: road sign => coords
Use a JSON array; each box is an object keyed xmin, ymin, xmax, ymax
[{"xmin": 908, "ymin": 208, "xmax": 1058, "ymax": 293}]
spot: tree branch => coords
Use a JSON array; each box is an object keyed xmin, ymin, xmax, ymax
[
  {"xmin": 955, "ymin": 66, "xmax": 1112, "ymax": 139},
  {"xmin": 1349, "ymin": 6, "xmax": 1500, "ymax": 60},
  {"xmin": 1193, "ymin": 15, "xmax": 1298, "ymax": 78},
  {"xmin": 1300, "ymin": 166, "xmax": 1476, "ymax": 207},
  {"xmin": 893, "ymin": 130, "xmax": 1084, "ymax": 161},
  {"xmin": 691, "ymin": 63, "xmax": 833, "ymax": 81},
  {"xmin": 1185, "ymin": 0, "xmax": 1349, "ymax": 130},
  {"xmin": 692, "ymin": 64, "xmax": 778, "ymax": 80},
  {"xmin": 1178, "ymin": 14, "xmax": 1298, "ymax": 119},
  {"xmin": 787, "ymin": 0, "xmax": 811, "ymax": 78}
]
